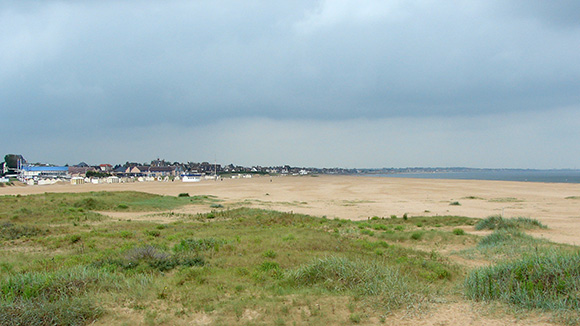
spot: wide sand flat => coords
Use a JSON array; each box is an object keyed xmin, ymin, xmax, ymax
[{"xmin": 2, "ymin": 175, "xmax": 580, "ymax": 245}]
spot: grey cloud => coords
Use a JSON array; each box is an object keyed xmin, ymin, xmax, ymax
[{"xmin": 1, "ymin": 1, "xmax": 579, "ymax": 167}]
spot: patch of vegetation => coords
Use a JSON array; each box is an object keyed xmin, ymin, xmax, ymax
[
  {"xmin": 475, "ymin": 215, "xmax": 547, "ymax": 231},
  {"xmin": 94, "ymin": 245, "xmax": 205, "ymax": 273},
  {"xmin": 173, "ymin": 237, "xmax": 227, "ymax": 253},
  {"xmin": 0, "ymin": 266, "xmax": 130, "ymax": 326},
  {"xmin": 452, "ymin": 228, "xmax": 465, "ymax": 236},
  {"xmin": 462, "ymin": 196, "xmax": 485, "ymax": 200},
  {"xmin": 449, "ymin": 201, "xmax": 461, "ymax": 206},
  {"xmin": 0, "ymin": 222, "xmax": 46, "ymax": 240},
  {"xmin": 465, "ymin": 251, "xmax": 580, "ymax": 324},
  {"xmin": 0, "ymin": 191, "xmax": 199, "ymax": 224},
  {"xmin": 287, "ymin": 256, "xmax": 426, "ymax": 313},
  {"xmin": 488, "ymin": 197, "xmax": 524, "ymax": 203}
]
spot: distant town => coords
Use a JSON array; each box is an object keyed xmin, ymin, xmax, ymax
[
  {"xmin": 1, "ymin": 153, "xmax": 358, "ymax": 185},
  {"xmin": 1, "ymin": 153, "xmax": 574, "ymax": 186}
]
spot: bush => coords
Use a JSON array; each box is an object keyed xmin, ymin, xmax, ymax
[
  {"xmin": 410, "ymin": 231, "xmax": 423, "ymax": 240},
  {"xmin": 360, "ymin": 229, "xmax": 375, "ymax": 237},
  {"xmin": 178, "ymin": 193, "xmax": 190, "ymax": 197},
  {"xmin": 449, "ymin": 201, "xmax": 461, "ymax": 206},
  {"xmin": 452, "ymin": 228, "xmax": 465, "ymax": 236}
]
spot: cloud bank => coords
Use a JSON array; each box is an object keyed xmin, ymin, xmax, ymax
[{"xmin": 1, "ymin": 1, "xmax": 579, "ymax": 168}]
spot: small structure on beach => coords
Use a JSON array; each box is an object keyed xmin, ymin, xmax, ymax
[{"xmin": 71, "ymin": 177, "xmax": 85, "ymax": 185}]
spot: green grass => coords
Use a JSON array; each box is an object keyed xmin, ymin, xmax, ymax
[
  {"xmin": 287, "ymin": 256, "xmax": 426, "ymax": 313},
  {"xmin": 0, "ymin": 192, "xmax": 200, "ymax": 224},
  {"xmin": 475, "ymin": 215, "xmax": 547, "ymax": 231},
  {"xmin": 0, "ymin": 266, "xmax": 135, "ymax": 325},
  {"xmin": 465, "ymin": 250, "xmax": 580, "ymax": 324},
  {"xmin": 0, "ymin": 191, "xmax": 577, "ymax": 325}
]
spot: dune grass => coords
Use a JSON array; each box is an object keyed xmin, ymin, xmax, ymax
[
  {"xmin": 465, "ymin": 250, "xmax": 580, "ymax": 324},
  {"xmin": 475, "ymin": 215, "xmax": 547, "ymax": 231},
  {"xmin": 0, "ymin": 191, "xmax": 578, "ymax": 325}
]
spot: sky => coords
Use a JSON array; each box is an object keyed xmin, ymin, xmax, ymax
[{"xmin": 1, "ymin": 0, "xmax": 579, "ymax": 169}]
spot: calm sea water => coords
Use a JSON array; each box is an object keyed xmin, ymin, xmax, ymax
[{"xmin": 367, "ymin": 170, "xmax": 580, "ymax": 184}]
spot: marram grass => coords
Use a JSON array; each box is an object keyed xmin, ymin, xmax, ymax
[
  {"xmin": 287, "ymin": 256, "xmax": 426, "ymax": 312},
  {"xmin": 465, "ymin": 250, "xmax": 580, "ymax": 324},
  {"xmin": 475, "ymin": 215, "xmax": 547, "ymax": 231}
]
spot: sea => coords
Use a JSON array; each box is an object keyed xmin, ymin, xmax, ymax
[{"xmin": 366, "ymin": 170, "xmax": 580, "ymax": 184}]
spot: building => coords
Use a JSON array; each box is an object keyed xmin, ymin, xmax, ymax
[
  {"xmin": 99, "ymin": 164, "xmax": 113, "ymax": 172},
  {"xmin": 69, "ymin": 166, "xmax": 97, "ymax": 177},
  {"xmin": 125, "ymin": 166, "xmax": 180, "ymax": 178},
  {"xmin": 20, "ymin": 166, "xmax": 69, "ymax": 179}
]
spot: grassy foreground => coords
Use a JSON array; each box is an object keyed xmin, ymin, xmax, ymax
[{"xmin": 0, "ymin": 192, "xmax": 578, "ymax": 325}]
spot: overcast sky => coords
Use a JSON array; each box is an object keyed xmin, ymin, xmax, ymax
[{"xmin": 2, "ymin": 1, "xmax": 579, "ymax": 168}]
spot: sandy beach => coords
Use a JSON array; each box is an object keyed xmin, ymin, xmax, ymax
[{"xmin": 3, "ymin": 175, "xmax": 580, "ymax": 245}]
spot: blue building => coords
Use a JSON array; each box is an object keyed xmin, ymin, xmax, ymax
[{"xmin": 20, "ymin": 166, "xmax": 69, "ymax": 179}]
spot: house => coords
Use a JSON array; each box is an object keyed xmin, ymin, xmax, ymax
[
  {"xmin": 125, "ymin": 165, "xmax": 180, "ymax": 178},
  {"xmin": 126, "ymin": 166, "xmax": 150, "ymax": 176},
  {"xmin": 68, "ymin": 166, "xmax": 97, "ymax": 177},
  {"xmin": 148, "ymin": 166, "xmax": 178, "ymax": 177},
  {"xmin": 99, "ymin": 164, "xmax": 113, "ymax": 172}
]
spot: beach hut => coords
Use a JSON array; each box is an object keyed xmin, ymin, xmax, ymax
[{"xmin": 71, "ymin": 177, "xmax": 85, "ymax": 185}]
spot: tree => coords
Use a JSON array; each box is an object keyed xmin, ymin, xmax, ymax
[{"xmin": 4, "ymin": 154, "xmax": 26, "ymax": 169}]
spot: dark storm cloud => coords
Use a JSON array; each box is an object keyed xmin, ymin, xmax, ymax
[{"xmin": 3, "ymin": 0, "xmax": 579, "ymax": 128}]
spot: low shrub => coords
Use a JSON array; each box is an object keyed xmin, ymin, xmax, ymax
[
  {"xmin": 94, "ymin": 246, "xmax": 205, "ymax": 272},
  {"xmin": 452, "ymin": 228, "xmax": 465, "ymax": 236},
  {"xmin": 173, "ymin": 238, "xmax": 227, "ymax": 253},
  {"xmin": 0, "ymin": 223, "xmax": 46, "ymax": 240},
  {"xmin": 410, "ymin": 231, "xmax": 423, "ymax": 240}
]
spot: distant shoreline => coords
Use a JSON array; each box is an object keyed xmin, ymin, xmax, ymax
[{"xmin": 361, "ymin": 169, "xmax": 580, "ymax": 184}]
